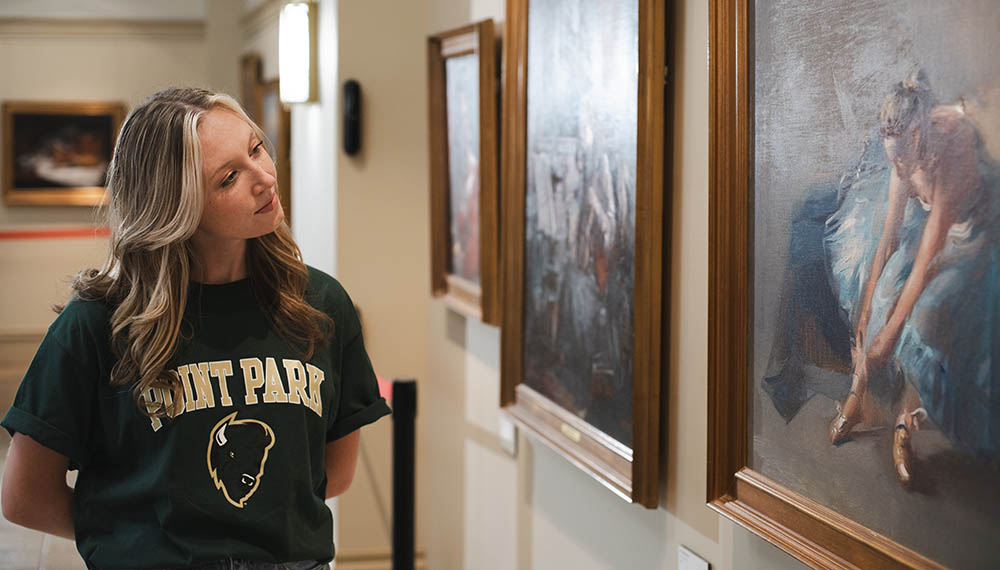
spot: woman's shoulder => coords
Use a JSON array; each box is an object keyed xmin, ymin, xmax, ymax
[
  {"xmin": 54, "ymin": 296, "xmax": 113, "ymax": 331},
  {"xmin": 304, "ymin": 266, "xmax": 365, "ymax": 341},
  {"xmin": 42, "ymin": 296, "xmax": 114, "ymax": 357},
  {"xmin": 930, "ymin": 104, "xmax": 977, "ymax": 142},
  {"xmin": 304, "ymin": 265, "xmax": 354, "ymax": 310}
]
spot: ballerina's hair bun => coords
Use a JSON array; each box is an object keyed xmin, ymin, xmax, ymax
[
  {"xmin": 879, "ymin": 67, "xmax": 934, "ymax": 138},
  {"xmin": 903, "ymin": 68, "xmax": 931, "ymax": 93}
]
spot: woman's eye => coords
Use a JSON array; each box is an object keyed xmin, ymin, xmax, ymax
[
  {"xmin": 252, "ymin": 141, "xmax": 264, "ymax": 155},
  {"xmin": 221, "ymin": 171, "xmax": 237, "ymax": 187}
]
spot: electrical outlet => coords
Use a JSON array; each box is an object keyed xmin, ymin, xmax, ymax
[
  {"xmin": 678, "ymin": 545, "xmax": 710, "ymax": 570},
  {"xmin": 499, "ymin": 416, "xmax": 517, "ymax": 457}
]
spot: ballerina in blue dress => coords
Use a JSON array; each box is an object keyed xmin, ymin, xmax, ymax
[{"xmin": 826, "ymin": 69, "xmax": 1000, "ymax": 487}]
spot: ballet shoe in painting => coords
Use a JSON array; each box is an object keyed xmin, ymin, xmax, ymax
[
  {"xmin": 828, "ymin": 390, "xmax": 862, "ymax": 445},
  {"xmin": 893, "ymin": 424, "xmax": 913, "ymax": 489}
]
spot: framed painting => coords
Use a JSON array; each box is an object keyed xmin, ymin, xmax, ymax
[
  {"xmin": 500, "ymin": 0, "xmax": 667, "ymax": 507},
  {"xmin": 256, "ymin": 79, "xmax": 292, "ymax": 227},
  {"xmin": 427, "ymin": 19, "xmax": 500, "ymax": 324},
  {"xmin": 709, "ymin": 0, "xmax": 1000, "ymax": 567},
  {"xmin": 2, "ymin": 101, "xmax": 125, "ymax": 206}
]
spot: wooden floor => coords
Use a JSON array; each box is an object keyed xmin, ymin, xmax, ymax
[{"xmin": 0, "ymin": 430, "xmax": 87, "ymax": 570}]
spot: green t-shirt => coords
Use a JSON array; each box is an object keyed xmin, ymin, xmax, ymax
[{"xmin": 1, "ymin": 266, "xmax": 390, "ymax": 570}]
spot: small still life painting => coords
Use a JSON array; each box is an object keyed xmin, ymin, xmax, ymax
[
  {"xmin": 2, "ymin": 101, "xmax": 125, "ymax": 206},
  {"xmin": 751, "ymin": 1, "xmax": 1000, "ymax": 566}
]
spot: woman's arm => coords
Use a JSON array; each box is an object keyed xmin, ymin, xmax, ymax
[
  {"xmin": 324, "ymin": 430, "xmax": 361, "ymax": 499},
  {"xmin": 866, "ymin": 110, "xmax": 977, "ymax": 368},
  {"xmin": 1, "ymin": 433, "xmax": 75, "ymax": 540},
  {"xmin": 866, "ymin": 188, "xmax": 955, "ymax": 368},
  {"xmin": 855, "ymin": 165, "xmax": 909, "ymax": 350}
]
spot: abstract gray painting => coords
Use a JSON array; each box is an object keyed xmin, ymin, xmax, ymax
[{"xmin": 522, "ymin": 0, "xmax": 638, "ymax": 445}]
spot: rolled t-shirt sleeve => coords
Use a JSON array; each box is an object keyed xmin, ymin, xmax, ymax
[
  {"xmin": 325, "ymin": 294, "xmax": 390, "ymax": 442},
  {"xmin": 1, "ymin": 300, "xmax": 106, "ymax": 469}
]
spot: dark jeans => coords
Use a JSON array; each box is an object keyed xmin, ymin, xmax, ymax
[{"xmin": 145, "ymin": 561, "xmax": 328, "ymax": 570}]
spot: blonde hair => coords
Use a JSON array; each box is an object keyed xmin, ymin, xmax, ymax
[{"xmin": 71, "ymin": 87, "xmax": 332, "ymax": 418}]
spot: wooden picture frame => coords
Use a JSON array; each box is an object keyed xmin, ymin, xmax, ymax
[
  {"xmin": 500, "ymin": 0, "xmax": 667, "ymax": 508},
  {"xmin": 427, "ymin": 19, "xmax": 500, "ymax": 324},
  {"xmin": 256, "ymin": 79, "xmax": 292, "ymax": 227},
  {"xmin": 709, "ymin": 0, "xmax": 1000, "ymax": 567},
  {"xmin": 2, "ymin": 101, "xmax": 125, "ymax": 206},
  {"xmin": 240, "ymin": 53, "xmax": 262, "ymax": 122}
]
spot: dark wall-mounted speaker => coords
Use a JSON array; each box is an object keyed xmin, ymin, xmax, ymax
[{"xmin": 343, "ymin": 79, "xmax": 361, "ymax": 156}]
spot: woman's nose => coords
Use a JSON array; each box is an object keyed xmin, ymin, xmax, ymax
[{"xmin": 251, "ymin": 162, "xmax": 276, "ymax": 193}]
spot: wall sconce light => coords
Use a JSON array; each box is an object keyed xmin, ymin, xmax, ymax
[{"xmin": 279, "ymin": 1, "xmax": 318, "ymax": 104}]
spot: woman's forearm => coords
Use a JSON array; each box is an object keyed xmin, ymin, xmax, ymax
[
  {"xmin": 867, "ymin": 200, "xmax": 952, "ymax": 365},
  {"xmin": 884, "ymin": 210, "xmax": 948, "ymax": 333},
  {"xmin": 857, "ymin": 242, "xmax": 891, "ymax": 331},
  {"xmin": 1, "ymin": 433, "xmax": 75, "ymax": 541},
  {"xmin": 2, "ymin": 483, "xmax": 75, "ymax": 540},
  {"xmin": 324, "ymin": 430, "xmax": 361, "ymax": 498},
  {"xmin": 857, "ymin": 170, "xmax": 907, "ymax": 338}
]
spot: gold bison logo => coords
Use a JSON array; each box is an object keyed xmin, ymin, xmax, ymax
[{"xmin": 206, "ymin": 412, "xmax": 275, "ymax": 508}]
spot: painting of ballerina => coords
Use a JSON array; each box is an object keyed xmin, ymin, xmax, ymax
[{"xmin": 751, "ymin": 1, "xmax": 1000, "ymax": 566}]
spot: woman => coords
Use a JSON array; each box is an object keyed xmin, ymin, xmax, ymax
[
  {"xmin": 0, "ymin": 88, "xmax": 390, "ymax": 569},
  {"xmin": 826, "ymin": 70, "xmax": 1000, "ymax": 487}
]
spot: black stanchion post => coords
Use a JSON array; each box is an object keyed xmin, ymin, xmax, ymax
[{"xmin": 392, "ymin": 379, "xmax": 416, "ymax": 570}]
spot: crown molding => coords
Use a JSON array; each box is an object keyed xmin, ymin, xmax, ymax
[
  {"xmin": 241, "ymin": 0, "xmax": 281, "ymax": 40},
  {"xmin": 0, "ymin": 18, "xmax": 204, "ymax": 40}
]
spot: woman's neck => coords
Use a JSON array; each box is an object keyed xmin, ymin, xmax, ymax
[{"xmin": 189, "ymin": 235, "xmax": 249, "ymax": 284}]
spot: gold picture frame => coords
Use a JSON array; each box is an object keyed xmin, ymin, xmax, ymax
[{"xmin": 2, "ymin": 101, "xmax": 125, "ymax": 206}]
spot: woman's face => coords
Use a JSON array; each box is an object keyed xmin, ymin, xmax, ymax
[
  {"xmin": 884, "ymin": 127, "xmax": 921, "ymax": 176},
  {"xmin": 195, "ymin": 107, "xmax": 283, "ymax": 246}
]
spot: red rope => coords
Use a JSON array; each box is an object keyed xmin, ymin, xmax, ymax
[{"xmin": 0, "ymin": 226, "xmax": 110, "ymax": 240}]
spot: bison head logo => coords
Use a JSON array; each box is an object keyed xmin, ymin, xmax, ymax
[{"xmin": 207, "ymin": 412, "xmax": 275, "ymax": 508}]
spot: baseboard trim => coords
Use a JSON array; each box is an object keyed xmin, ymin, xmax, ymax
[
  {"xmin": 335, "ymin": 549, "xmax": 426, "ymax": 570},
  {"xmin": 0, "ymin": 329, "xmax": 45, "ymax": 343}
]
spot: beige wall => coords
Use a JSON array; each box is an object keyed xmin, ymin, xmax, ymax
[
  {"xmin": 333, "ymin": 0, "xmax": 431, "ymax": 561},
  {"xmin": 334, "ymin": 0, "xmax": 809, "ymax": 569},
  {"xmin": 0, "ymin": 18, "xmax": 210, "ymax": 333},
  {"xmin": 205, "ymin": 0, "xmax": 243, "ymax": 98},
  {"xmin": 241, "ymin": 0, "xmax": 280, "ymax": 82}
]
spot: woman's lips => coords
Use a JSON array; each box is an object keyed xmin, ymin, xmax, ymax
[{"xmin": 255, "ymin": 193, "xmax": 277, "ymax": 214}]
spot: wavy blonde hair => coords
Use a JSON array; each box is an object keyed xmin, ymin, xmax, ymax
[{"xmin": 71, "ymin": 87, "xmax": 332, "ymax": 418}]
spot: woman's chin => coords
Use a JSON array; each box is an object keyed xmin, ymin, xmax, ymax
[{"xmin": 265, "ymin": 206, "xmax": 285, "ymax": 232}]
